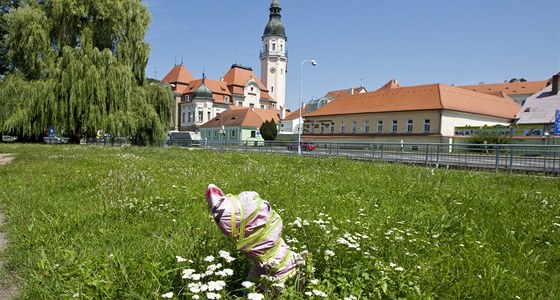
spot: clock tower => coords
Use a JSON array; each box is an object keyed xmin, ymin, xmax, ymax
[{"xmin": 260, "ymin": 0, "xmax": 288, "ymax": 111}]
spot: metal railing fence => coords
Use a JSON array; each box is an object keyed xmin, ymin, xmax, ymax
[{"xmin": 196, "ymin": 140, "xmax": 560, "ymax": 175}]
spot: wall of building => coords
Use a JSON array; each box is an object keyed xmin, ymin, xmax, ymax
[
  {"xmin": 305, "ymin": 110, "xmax": 442, "ymax": 136},
  {"xmin": 441, "ymin": 111, "xmax": 512, "ymax": 137}
]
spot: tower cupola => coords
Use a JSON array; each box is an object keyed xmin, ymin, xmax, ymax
[
  {"xmin": 263, "ymin": 0, "xmax": 286, "ymax": 38},
  {"xmin": 194, "ymin": 78, "xmax": 213, "ymax": 99}
]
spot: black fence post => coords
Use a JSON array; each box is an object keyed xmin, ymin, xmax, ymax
[
  {"xmin": 425, "ymin": 144, "xmax": 429, "ymax": 166},
  {"xmin": 495, "ymin": 147, "xmax": 500, "ymax": 171},
  {"xmin": 509, "ymin": 145, "xmax": 514, "ymax": 173}
]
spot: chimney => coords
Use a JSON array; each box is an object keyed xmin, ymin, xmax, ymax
[{"xmin": 552, "ymin": 74, "xmax": 559, "ymax": 95}]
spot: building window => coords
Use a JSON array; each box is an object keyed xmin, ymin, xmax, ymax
[
  {"xmin": 320, "ymin": 123, "xmax": 324, "ymax": 134},
  {"xmin": 237, "ymin": 101, "xmax": 243, "ymax": 106},
  {"xmin": 231, "ymin": 129, "xmax": 236, "ymax": 137},
  {"xmin": 330, "ymin": 122, "xmax": 335, "ymax": 134},
  {"xmin": 340, "ymin": 121, "xmax": 345, "ymax": 133},
  {"xmin": 377, "ymin": 121, "xmax": 383, "ymax": 133},
  {"xmin": 182, "ymin": 112, "xmax": 185, "ymax": 123},
  {"xmin": 198, "ymin": 111, "xmax": 203, "ymax": 122},
  {"xmin": 224, "ymin": 96, "xmax": 229, "ymax": 103},
  {"xmin": 272, "ymin": 43, "xmax": 276, "ymax": 51},
  {"xmin": 249, "ymin": 103, "xmax": 255, "ymax": 108},
  {"xmin": 424, "ymin": 119, "xmax": 431, "ymax": 133},
  {"xmin": 351, "ymin": 121, "xmax": 357, "ymax": 133},
  {"xmin": 188, "ymin": 112, "xmax": 192, "ymax": 122},
  {"xmin": 407, "ymin": 119, "xmax": 413, "ymax": 133},
  {"xmin": 185, "ymin": 95, "xmax": 190, "ymax": 102},
  {"xmin": 364, "ymin": 121, "xmax": 370, "ymax": 133},
  {"xmin": 208, "ymin": 111, "xmax": 211, "ymax": 122},
  {"xmin": 260, "ymin": 105, "xmax": 265, "ymax": 109},
  {"xmin": 214, "ymin": 130, "xmax": 218, "ymax": 138},
  {"xmin": 251, "ymin": 131, "xmax": 256, "ymax": 138},
  {"xmin": 271, "ymin": 86, "xmax": 274, "ymax": 93},
  {"xmin": 392, "ymin": 120, "xmax": 398, "ymax": 133}
]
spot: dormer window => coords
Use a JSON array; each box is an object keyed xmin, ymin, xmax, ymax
[{"xmin": 524, "ymin": 107, "xmax": 531, "ymax": 112}]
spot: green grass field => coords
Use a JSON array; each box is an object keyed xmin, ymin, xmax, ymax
[{"xmin": 0, "ymin": 144, "xmax": 559, "ymax": 299}]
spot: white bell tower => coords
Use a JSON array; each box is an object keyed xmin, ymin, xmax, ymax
[{"xmin": 260, "ymin": 0, "xmax": 288, "ymax": 111}]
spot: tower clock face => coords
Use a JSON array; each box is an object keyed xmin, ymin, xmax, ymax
[{"xmin": 270, "ymin": 67, "xmax": 276, "ymax": 73}]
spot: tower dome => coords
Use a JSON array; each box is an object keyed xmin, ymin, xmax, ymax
[
  {"xmin": 263, "ymin": 0, "xmax": 286, "ymax": 38},
  {"xmin": 194, "ymin": 79, "xmax": 213, "ymax": 99}
]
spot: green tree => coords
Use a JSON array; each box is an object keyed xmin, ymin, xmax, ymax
[
  {"xmin": 260, "ymin": 118, "xmax": 278, "ymax": 141},
  {"xmin": 0, "ymin": 0, "xmax": 20, "ymax": 75},
  {"xmin": 0, "ymin": 0, "xmax": 171, "ymax": 144}
]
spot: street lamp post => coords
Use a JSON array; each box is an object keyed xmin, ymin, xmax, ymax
[{"xmin": 298, "ymin": 59, "xmax": 318, "ymax": 155}]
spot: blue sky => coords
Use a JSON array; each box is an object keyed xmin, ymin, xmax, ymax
[{"xmin": 144, "ymin": 0, "xmax": 560, "ymax": 111}]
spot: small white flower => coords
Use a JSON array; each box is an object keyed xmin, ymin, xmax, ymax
[
  {"xmin": 312, "ymin": 289, "xmax": 328, "ymax": 297},
  {"xmin": 248, "ymin": 293, "xmax": 265, "ymax": 300},
  {"xmin": 206, "ymin": 292, "xmax": 221, "ymax": 299},
  {"xmin": 192, "ymin": 296, "xmax": 200, "ymax": 300},
  {"xmin": 176, "ymin": 256, "xmax": 187, "ymax": 263},
  {"xmin": 188, "ymin": 282, "xmax": 201, "ymax": 293},
  {"xmin": 304, "ymin": 291, "xmax": 313, "ymax": 296},
  {"xmin": 72, "ymin": 293, "xmax": 79, "ymax": 298},
  {"xmin": 241, "ymin": 281, "xmax": 254, "ymax": 289},
  {"xmin": 207, "ymin": 281, "xmax": 225, "ymax": 291},
  {"xmin": 324, "ymin": 250, "xmax": 335, "ymax": 257},
  {"xmin": 222, "ymin": 268, "xmax": 233, "ymax": 276},
  {"xmin": 161, "ymin": 292, "xmax": 174, "ymax": 298},
  {"xmin": 272, "ymin": 282, "xmax": 285, "ymax": 289},
  {"xmin": 204, "ymin": 255, "xmax": 215, "ymax": 262},
  {"xmin": 395, "ymin": 267, "xmax": 404, "ymax": 272},
  {"xmin": 182, "ymin": 269, "xmax": 196, "ymax": 279},
  {"xmin": 191, "ymin": 274, "xmax": 202, "ymax": 281},
  {"xmin": 309, "ymin": 279, "xmax": 319, "ymax": 285}
]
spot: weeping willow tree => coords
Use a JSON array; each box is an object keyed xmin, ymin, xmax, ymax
[{"xmin": 0, "ymin": 0, "xmax": 172, "ymax": 144}]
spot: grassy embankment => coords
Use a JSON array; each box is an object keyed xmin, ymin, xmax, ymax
[{"xmin": 0, "ymin": 144, "xmax": 558, "ymax": 299}]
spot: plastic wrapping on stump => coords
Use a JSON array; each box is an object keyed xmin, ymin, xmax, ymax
[{"xmin": 205, "ymin": 184, "xmax": 303, "ymax": 286}]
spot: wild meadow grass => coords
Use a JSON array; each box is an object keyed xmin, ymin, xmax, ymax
[{"xmin": 0, "ymin": 144, "xmax": 559, "ymax": 299}]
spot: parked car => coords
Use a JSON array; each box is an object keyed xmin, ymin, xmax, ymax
[{"xmin": 287, "ymin": 142, "xmax": 316, "ymax": 151}]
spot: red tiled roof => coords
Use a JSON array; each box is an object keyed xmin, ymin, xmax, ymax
[
  {"xmin": 161, "ymin": 65, "xmax": 195, "ymax": 85},
  {"xmin": 175, "ymin": 84, "xmax": 190, "ymax": 94},
  {"xmin": 305, "ymin": 83, "xmax": 521, "ymax": 119},
  {"xmin": 376, "ymin": 79, "xmax": 402, "ymax": 91},
  {"xmin": 222, "ymin": 66, "xmax": 274, "ymax": 101},
  {"xmin": 200, "ymin": 108, "xmax": 280, "ymax": 128},
  {"xmin": 324, "ymin": 87, "xmax": 367, "ymax": 99},
  {"xmin": 253, "ymin": 108, "xmax": 281, "ymax": 123},
  {"xmin": 185, "ymin": 79, "xmax": 230, "ymax": 96},
  {"xmin": 458, "ymin": 80, "xmax": 547, "ymax": 96},
  {"xmin": 283, "ymin": 107, "xmax": 308, "ymax": 121}
]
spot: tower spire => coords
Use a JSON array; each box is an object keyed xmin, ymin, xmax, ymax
[{"xmin": 263, "ymin": 0, "xmax": 286, "ymax": 38}]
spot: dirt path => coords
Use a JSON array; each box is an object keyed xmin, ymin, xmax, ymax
[{"xmin": 0, "ymin": 154, "xmax": 17, "ymax": 300}]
